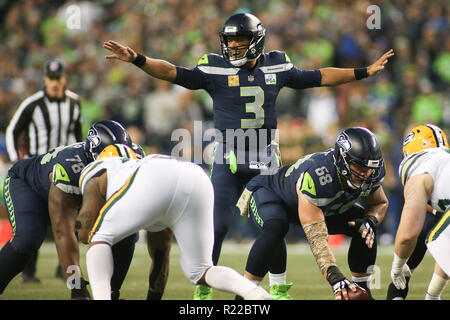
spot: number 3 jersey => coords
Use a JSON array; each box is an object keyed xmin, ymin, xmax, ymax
[
  {"xmin": 8, "ymin": 142, "xmax": 90, "ymax": 200},
  {"xmin": 174, "ymin": 51, "xmax": 321, "ymax": 139},
  {"xmin": 399, "ymin": 147, "xmax": 450, "ymax": 213},
  {"xmin": 245, "ymin": 149, "xmax": 385, "ymax": 219}
]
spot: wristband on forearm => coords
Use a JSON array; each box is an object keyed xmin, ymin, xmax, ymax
[
  {"xmin": 366, "ymin": 215, "xmax": 379, "ymax": 227},
  {"xmin": 392, "ymin": 252, "xmax": 408, "ymax": 269},
  {"xmin": 326, "ymin": 266, "xmax": 346, "ymax": 286},
  {"xmin": 132, "ymin": 53, "xmax": 146, "ymax": 67},
  {"xmin": 303, "ymin": 220, "xmax": 337, "ymax": 275},
  {"xmin": 354, "ymin": 67, "xmax": 368, "ymax": 80}
]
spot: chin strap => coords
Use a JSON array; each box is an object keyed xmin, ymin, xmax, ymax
[{"xmin": 229, "ymin": 57, "xmax": 248, "ymax": 67}]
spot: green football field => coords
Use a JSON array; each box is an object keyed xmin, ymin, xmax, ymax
[{"xmin": 1, "ymin": 239, "xmax": 447, "ymax": 300}]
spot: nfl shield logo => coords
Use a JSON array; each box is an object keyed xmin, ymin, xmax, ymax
[{"xmin": 248, "ymin": 75, "xmax": 254, "ymax": 82}]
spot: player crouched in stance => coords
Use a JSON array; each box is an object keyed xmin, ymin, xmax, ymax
[
  {"xmin": 236, "ymin": 127, "xmax": 388, "ymax": 300},
  {"xmin": 0, "ymin": 120, "xmax": 139, "ymax": 299},
  {"xmin": 76, "ymin": 145, "xmax": 271, "ymax": 300},
  {"xmin": 389, "ymin": 124, "xmax": 449, "ymax": 300}
]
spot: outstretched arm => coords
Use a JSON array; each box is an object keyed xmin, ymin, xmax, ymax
[
  {"xmin": 103, "ymin": 40, "xmax": 177, "ymax": 82},
  {"xmin": 320, "ymin": 49, "xmax": 394, "ymax": 86}
]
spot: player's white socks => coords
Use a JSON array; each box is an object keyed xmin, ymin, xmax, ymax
[
  {"xmin": 243, "ymin": 274, "xmax": 261, "ymax": 286},
  {"xmin": 425, "ymin": 272, "xmax": 448, "ymax": 300},
  {"xmin": 204, "ymin": 266, "xmax": 269, "ymax": 299},
  {"xmin": 86, "ymin": 243, "xmax": 114, "ymax": 300},
  {"xmin": 352, "ymin": 275, "xmax": 371, "ymax": 287},
  {"xmin": 269, "ymin": 272, "xmax": 287, "ymax": 286}
]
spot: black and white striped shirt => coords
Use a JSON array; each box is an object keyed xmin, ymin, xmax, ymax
[{"xmin": 6, "ymin": 89, "xmax": 82, "ymax": 162}]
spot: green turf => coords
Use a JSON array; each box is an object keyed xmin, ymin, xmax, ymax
[{"xmin": 1, "ymin": 240, "xmax": 447, "ymax": 300}]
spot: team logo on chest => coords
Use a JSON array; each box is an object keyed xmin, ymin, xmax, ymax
[
  {"xmin": 228, "ymin": 75, "xmax": 240, "ymax": 87},
  {"xmin": 265, "ymin": 73, "xmax": 276, "ymax": 85}
]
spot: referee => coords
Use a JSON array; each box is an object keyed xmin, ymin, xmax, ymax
[
  {"xmin": 6, "ymin": 58, "xmax": 82, "ymax": 162},
  {"xmin": 5, "ymin": 58, "xmax": 82, "ymax": 282}
]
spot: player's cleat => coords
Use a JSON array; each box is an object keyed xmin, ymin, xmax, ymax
[
  {"xmin": 20, "ymin": 272, "xmax": 40, "ymax": 283},
  {"xmin": 193, "ymin": 285, "xmax": 212, "ymax": 300},
  {"xmin": 244, "ymin": 286, "xmax": 272, "ymax": 300},
  {"xmin": 146, "ymin": 288, "xmax": 163, "ymax": 300},
  {"xmin": 111, "ymin": 290, "xmax": 121, "ymax": 300},
  {"xmin": 71, "ymin": 279, "xmax": 91, "ymax": 300},
  {"xmin": 386, "ymin": 279, "xmax": 409, "ymax": 300},
  {"xmin": 270, "ymin": 282, "xmax": 293, "ymax": 300}
]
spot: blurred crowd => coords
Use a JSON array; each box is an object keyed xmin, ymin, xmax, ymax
[{"xmin": 0, "ymin": 0, "xmax": 449, "ymax": 242}]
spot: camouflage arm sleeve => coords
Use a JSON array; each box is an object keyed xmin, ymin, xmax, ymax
[{"xmin": 303, "ymin": 220, "xmax": 337, "ymax": 276}]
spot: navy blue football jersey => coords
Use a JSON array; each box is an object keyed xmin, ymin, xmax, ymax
[
  {"xmin": 246, "ymin": 149, "xmax": 385, "ymax": 222},
  {"xmin": 174, "ymin": 51, "xmax": 321, "ymax": 137},
  {"xmin": 9, "ymin": 142, "xmax": 90, "ymax": 200}
]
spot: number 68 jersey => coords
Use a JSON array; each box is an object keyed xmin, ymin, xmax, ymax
[
  {"xmin": 246, "ymin": 149, "xmax": 385, "ymax": 220},
  {"xmin": 8, "ymin": 142, "xmax": 90, "ymax": 200},
  {"xmin": 399, "ymin": 147, "xmax": 450, "ymax": 213}
]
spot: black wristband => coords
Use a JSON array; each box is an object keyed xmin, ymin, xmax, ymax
[
  {"xmin": 326, "ymin": 266, "xmax": 345, "ymax": 286},
  {"xmin": 132, "ymin": 53, "xmax": 146, "ymax": 67},
  {"xmin": 366, "ymin": 215, "xmax": 379, "ymax": 227},
  {"xmin": 354, "ymin": 67, "xmax": 368, "ymax": 80}
]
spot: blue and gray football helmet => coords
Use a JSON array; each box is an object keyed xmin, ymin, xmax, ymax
[
  {"xmin": 219, "ymin": 13, "xmax": 266, "ymax": 67},
  {"xmin": 333, "ymin": 127, "xmax": 384, "ymax": 191},
  {"xmin": 84, "ymin": 120, "xmax": 132, "ymax": 161}
]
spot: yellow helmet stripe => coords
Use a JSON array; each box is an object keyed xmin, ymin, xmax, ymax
[{"xmin": 425, "ymin": 124, "xmax": 448, "ymax": 148}]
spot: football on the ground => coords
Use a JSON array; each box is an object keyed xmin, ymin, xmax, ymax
[{"xmin": 347, "ymin": 286, "xmax": 369, "ymax": 300}]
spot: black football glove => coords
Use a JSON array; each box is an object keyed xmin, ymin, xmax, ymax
[
  {"xmin": 326, "ymin": 266, "xmax": 356, "ymax": 300},
  {"xmin": 349, "ymin": 215, "xmax": 378, "ymax": 248}
]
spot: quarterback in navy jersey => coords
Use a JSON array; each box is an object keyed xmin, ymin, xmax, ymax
[
  {"xmin": 237, "ymin": 127, "xmax": 388, "ymax": 299},
  {"xmin": 0, "ymin": 120, "xmax": 141, "ymax": 299},
  {"xmin": 103, "ymin": 12, "xmax": 393, "ymax": 299}
]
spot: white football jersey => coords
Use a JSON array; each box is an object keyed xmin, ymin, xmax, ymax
[
  {"xmin": 399, "ymin": 147, "xmax": 450, "ymax": 213},
  {"xmin": 79, "ymin": 154, "xmax": 179, "ymax": 199}
]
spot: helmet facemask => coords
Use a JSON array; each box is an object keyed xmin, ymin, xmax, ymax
[{"xmin": 336, "ymin": 148, "xmax": 383, "ymax": 191}]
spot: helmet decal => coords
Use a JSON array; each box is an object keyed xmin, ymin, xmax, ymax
[
  {"xmin": 336, "ymin": 132, "xmax": 352, "ymax": 152},
  {"xmin": 87, "ymin": 128, "xmax": 101, "ymax": 148},
  {"xmin": 84, "ymin": 120, "xmax": 131, "ymax": 161}
]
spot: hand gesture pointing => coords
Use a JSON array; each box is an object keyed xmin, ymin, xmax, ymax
[
  {"xmin": 367, "ymin": 49, "xmax": 394, "ymax": 76},
  {"xmin": 103, "ymin": 40, "xmax": 137, "ymax": 62}
]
